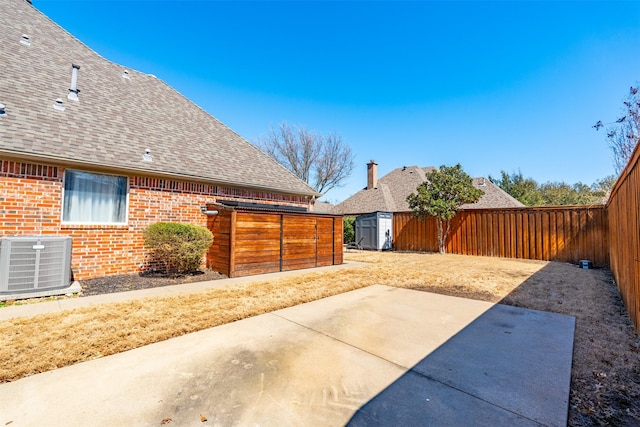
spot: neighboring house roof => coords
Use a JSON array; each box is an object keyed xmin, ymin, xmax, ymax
[
  {"xmin": 465, "ymin": 177, "xmax": 525, "ymax": 210},
  {"xmin": 312, "ymin": 201, "xmax": 334, "ymax": 213},
  {"xmin": 332, "ymin": 165, "xmax": 524, "ymax": 215},
  {"xmin": 0, "ymin": 0, "xmax": 318, "ymax": 197}
]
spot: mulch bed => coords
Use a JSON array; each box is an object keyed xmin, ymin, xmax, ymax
[{"xmin": 79, "ymin": 269, "xmax": 227, "ymax": 297}]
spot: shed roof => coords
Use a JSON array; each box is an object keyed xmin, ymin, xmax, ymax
[
  {"xmin": 210, "ymin": 201, "xmax": 341, "ymax": 216},
  {"xmin": 0, "ymin": 0, "xmax": 318, "ymax": 197}
]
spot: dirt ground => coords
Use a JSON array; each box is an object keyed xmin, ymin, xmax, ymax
[
  {"xmin": 2, "ymin": 251, "xmax": 639, "ymax": 426},
  {"xmin": 79, "ymin": 269, "xmax": 226, "ymax": 296}
]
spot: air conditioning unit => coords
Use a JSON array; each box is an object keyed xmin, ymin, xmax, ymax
[{"xmin": 0, "ymin": 236, "xmax": 72, "ymax": 294}]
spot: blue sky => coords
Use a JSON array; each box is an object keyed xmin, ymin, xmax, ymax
[{"xmin": 35, "ymin": 1, "xmax": 640, "ymax": 203}]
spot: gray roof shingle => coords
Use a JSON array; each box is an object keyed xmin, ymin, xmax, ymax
[
  {"xmin": 312, "ymin": 201, "xmax": 334, "ymax": 213},
  {"xmin": 332, "ymin": 166, "xmax": 524, "ymax": 215},
  {"xmin": 0, "ymin": 0, "xmax": 318, "ymax": 197}
]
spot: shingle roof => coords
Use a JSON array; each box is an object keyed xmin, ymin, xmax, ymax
[
  {"xmin": 0, "ymin": 0, "xmax": 318, "ymax": 197},
  {"xmin": 466, "ymin": 177, "xmax": 525, "ymax": 210},
  {"xmin": 332, "ymin": 166, "xmax": 524, "ymax": 215},
  {"xmin": 312, "ymin": 201, "xmax": 334, "ymax": 213}
]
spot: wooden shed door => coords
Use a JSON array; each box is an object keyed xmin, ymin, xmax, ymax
[
  {"xmin": 316, "ymin": 217, "xmax": 335, "ymax": 267},
  {"xmin": 281, "ymin": 215, "xmax": 317, "ymax": 271}
]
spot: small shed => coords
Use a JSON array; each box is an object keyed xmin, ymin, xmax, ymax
[
  {"xmin": 206, "ymin": 201, "xmax": 343, "ymax": 278},
  {"xmin": 355, "ymin": 211, "xmax": 393, "ymax": 250}
]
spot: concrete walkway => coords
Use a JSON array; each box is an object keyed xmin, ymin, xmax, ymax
[{"xmin": 0, "ymin": 284, "xmax": 575, "ymax": 426}]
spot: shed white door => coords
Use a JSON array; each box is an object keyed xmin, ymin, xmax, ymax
[{"xmin": 378, "ymin": 216, "xmax": 392, "ymax": 250}]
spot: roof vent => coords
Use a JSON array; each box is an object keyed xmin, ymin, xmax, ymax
[
  {"xmin": 142, "ymin": 148, "xmax": 153, "ymax": 162},
  {"xmin": 0, "ymin": 103, "xmax": 6, "ymax": 116},
  {"xmin": 20, "ymin": 34, "xmax": 31, "ymax": 46},
  {"xmin": 122, "ymin": 70, "xmax": 130, "ymax": 79},
  {"xmin": 480, "ymin": 177, "xmax": 486, "ymax": 186},
  {"xmin": 53, "ymin": 98, "xmax": 65, "ymax": 111},
  {"xmin": 68, "ymin": 64, "xmax": 80, "ymax": 101}
]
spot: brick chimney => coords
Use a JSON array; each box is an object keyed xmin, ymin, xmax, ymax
[{"xmin": 367, "ymin": 160, "xmax": 378, "ymax": 190}]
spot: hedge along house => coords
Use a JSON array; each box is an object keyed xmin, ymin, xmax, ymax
[{"xmin": 0, "ymin": 0, "xmax": 321, "ymax": 282}]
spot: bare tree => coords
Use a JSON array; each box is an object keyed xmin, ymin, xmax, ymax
[
  {"xmin": 594, "ymin": 85, "xmax": 640, "ymax": 174},
  {"xmin": 257, "ymin": 122, "xmax": 355, "ymax": 195}
]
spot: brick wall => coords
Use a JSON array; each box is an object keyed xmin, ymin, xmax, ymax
[{"xmin": 0, "ymin": 159, "xmax": 311, "ymax": 280}]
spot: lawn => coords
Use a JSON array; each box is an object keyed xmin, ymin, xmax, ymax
[{"xmin": 0, "ymin": 251, "xmax": 638, "ymax": 426}]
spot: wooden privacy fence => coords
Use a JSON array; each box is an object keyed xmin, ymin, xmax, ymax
[
  {"xmin": 607, "ymin": 141, "xmax": 640, "ymax": 332},
  {"xmin": 207, "ymin": 204, "xmax": 343, "ymax": 278},
  {"xmin": 393, "ymin": 206, "xmax": 609, "ymax": 266}
]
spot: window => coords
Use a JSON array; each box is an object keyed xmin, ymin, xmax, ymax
[{"xmin": 62, "ymin": 170, "xmax": 128, "ymax": 224}]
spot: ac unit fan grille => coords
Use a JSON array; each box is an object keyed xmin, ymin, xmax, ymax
[{"xmin": 0, "ymin": 237, "xmax": 72, "ymax": 293}]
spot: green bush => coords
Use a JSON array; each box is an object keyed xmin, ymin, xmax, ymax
[
  {"xmin": 343, "ymin": 216, "xmax": 355, "ymax": 244},
  {"xmin": 143, "ymin": 222, "xmax": 213, "ymax": 275}
]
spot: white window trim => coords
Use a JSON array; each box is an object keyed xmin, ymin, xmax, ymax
[{"xmin": 60, "ymin": 169, "xmax": 130, "ymax": 226}]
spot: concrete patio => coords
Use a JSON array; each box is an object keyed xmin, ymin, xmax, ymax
[{"xmin": 0, "ymin": 285, "xmax": 574, "ymax": 426}]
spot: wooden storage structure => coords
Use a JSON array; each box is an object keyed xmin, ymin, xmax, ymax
[{"xmin": 206, "ymin": 203, "xmax": 343, "ymax": 278}]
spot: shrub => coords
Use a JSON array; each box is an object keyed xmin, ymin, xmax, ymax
[
  {"xmin": 343, "ymin": 216, "xmax": 355, "ymax": 244},
  {"xmin": 143, "ymin": 222, "xmax": 213, "ymax": 275}
]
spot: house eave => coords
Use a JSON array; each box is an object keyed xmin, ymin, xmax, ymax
[{"xmin": 0, "ymin": 150, "xmax": 319, "ymax": 198}]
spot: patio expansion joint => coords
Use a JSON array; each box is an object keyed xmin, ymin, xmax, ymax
[{"xmin": 269, "ymin": 311, "xmax": 410, "ymax": 373}]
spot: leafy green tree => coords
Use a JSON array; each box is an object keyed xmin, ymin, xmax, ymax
[
  {"xmin": 407, "ymin": 164, "xmax": 484, "ymax": 254},
  {"xmin": 539, "ymin": 181, "xmax": 609, "ymax": 206},
  {"xmin": 488, "ymin": 170, "xmax": 543, "ymax": 206},
  {"xmin": 490, "ymin": 171, "xmax": 614, "ymax": 206},
  {"xmin": 591, "ymin": 175, "xmax": 617, "ymax": 201},
  {"xmin": 538, "ymin": 182, "xmax": 581, "ymax": 205},
  {"xmin": 343, "ymin": 216, "xmax": 355, "ymax": 244}
]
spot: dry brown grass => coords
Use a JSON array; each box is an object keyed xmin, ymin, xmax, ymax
[
  {"xmin": 0, "ymin": 252, "xmax": 544, "ymax": 383},
  {"xmin": 1, "ymin": 251, "xmax": 638, "ymax": 426}
]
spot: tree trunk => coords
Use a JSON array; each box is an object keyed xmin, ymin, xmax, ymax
[
  {"xmin": 436, "ymin": 219, "xmax": 445, "ymax": 254},
  {"xmin": 436, "ymin": 218, "xmax": 451, "ymax": 254}
]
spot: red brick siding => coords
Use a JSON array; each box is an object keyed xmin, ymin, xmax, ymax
[{"xmin": 1, "ymin": 159, "xmax": 311, "ymax": 280}]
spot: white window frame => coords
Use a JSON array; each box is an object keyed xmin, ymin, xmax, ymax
[{"xmin": 61, "ymin": 169, "xmax": 129, "ymax": 225}]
